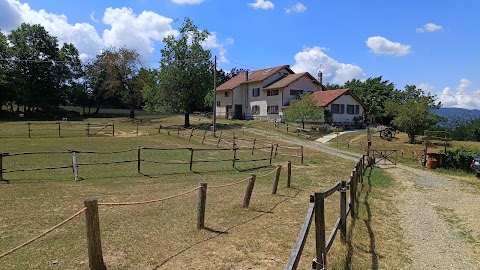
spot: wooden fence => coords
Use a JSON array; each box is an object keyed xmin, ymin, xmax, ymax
[
  {"xmin": 0, "ymin": 162, "xmax": 293, "ymax": 269},
  {"xmin": 0, "ymin": 144, "xmax": 302, "ymax": 182},
  {"xmin": 0, "ymin": 122, "xmax": 115, "ymax": 138},
  {"xmin": 285, "ymin": 155, "xmax": 365, "ymax": 270}
]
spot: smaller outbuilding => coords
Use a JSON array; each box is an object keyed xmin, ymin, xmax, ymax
[{"xmin": 311, "ymin": 89, "xmax": 367, "ymax": 127}]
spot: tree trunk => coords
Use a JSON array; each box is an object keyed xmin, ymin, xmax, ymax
[
  {"xmin": 129, "ymin": 108, "xmax": 135, "ymax": 118},
  {"xmin": 184, "ymin": 112, "xmax": 190, "ymax": 128},
  {"xmin": 302, "ymin": 120, "xmax": 305, "ymax": 129},
  {"xmin": 408, "ymin": 133, "xmax": 415, "ymax": 144},
  {"xmin": 94, "ymin": 103, "xmax": 101, "ymax": 115}
]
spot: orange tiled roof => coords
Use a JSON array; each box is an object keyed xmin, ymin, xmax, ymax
[
  {"xmin": 216, "ymin": 65, "xmax": 293, "ymax": 91},
  {"xmin": 263, "ymin": 72, "xmax": 321, "ymax": 90},
  {"xmin": 311, "ymin": 89, "xmax": 350, "ymax": 106}
]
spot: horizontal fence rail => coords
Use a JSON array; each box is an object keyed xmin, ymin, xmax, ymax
[
  {"xmin": 0, "ymin": 143, "xmax": 301, "ymax": 182},
  {"xmin": 285, "ymin": 155, "xmax": 365, "ymax": 270}
]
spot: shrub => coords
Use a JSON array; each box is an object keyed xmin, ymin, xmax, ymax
[{"xmin": 443, "ymin": 148, "xmax": 477, "ymax": 172}]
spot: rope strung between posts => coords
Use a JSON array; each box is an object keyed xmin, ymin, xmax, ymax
[
  {"xmin": 209, "ymin": 177, "xmax": 249, "ymax": 189},
  {"xmin": 98, "ymin": 186, "xmax": 200, "ymax": 206},
  {"xmin": 254, "ymin": 161, "xmax": 290, "ymax": 179},
  {"xmin": 0, "ymin": 207, "xmax": 86, "ymax": 259}
]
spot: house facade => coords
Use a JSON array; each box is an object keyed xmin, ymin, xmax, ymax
[
  {"xmin": 311, "ymin": 89, "xmax": 366, "ymax": 126},
  {"xmin": 215, "ymin": 65, "xmax": 322, "ymax": 120}
]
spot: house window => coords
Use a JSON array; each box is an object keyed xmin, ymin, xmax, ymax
[
  {"xmin": 290, "ymin": 89, "xmax": 304, "ymax": 96},
  {"xmin": 267, "ymin": 105, "xmax": 279, "ymax": 114},
  {"xmin": 331, "ymin": 104, "xmax": 345, "ymax": 114},
  {"xmin": 267, "ymin": 89, "xmax": 279, "ymax": 96},
  {"xmin": 355, "ymin": 105, "xmax": 360, "ymax": 114},
  {"xmin": 252, "ymin": 105, "xmax": 260, "ymax": 115},
  {"xmin": 347, "ymin": 105, "xmax": 355, "ymax": 114},
  {"xmin": 224, "ymin": 91, "xmax": 229, "ymax": 97},
  {"xmin": 216, "ymin": 101, "xmax": 220, "ymax": 107},
  {"xmin": 331, "ymin": 104, "xmax": 340, "ymax": 114},
  {"xmin": 252, "ymin": 88, "xmax": 260, "ymax": 97}
]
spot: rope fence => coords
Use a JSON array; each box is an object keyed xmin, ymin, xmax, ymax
[
  {"xmin": 0, "ymin": 160, "xmax": 295, "ymax": 268},
  {"xmin": 0, "ymin": 207, "xmax": 87, "ymax": 260}
]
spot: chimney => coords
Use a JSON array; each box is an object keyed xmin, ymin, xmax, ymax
[
  {"xmin": 245, "ymin": 71, "xmax": 249, "ymax": 81},
  {"xmin": 317, "ymin": 70, "xmax": 323, "ymax": 86}
]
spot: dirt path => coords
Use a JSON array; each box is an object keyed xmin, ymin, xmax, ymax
[{"xmin": 249, "ymin": 128, "xmax": 480, "ymax": 268}]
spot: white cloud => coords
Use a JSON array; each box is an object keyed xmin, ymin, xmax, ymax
[
  {"xmin": 248, "ymin": 0, "xmax": 274, "ymax": 10},
  {"xmin": 202, "ymin": 32, "xmax": 231, "ymax": 63},
  {"xmin": 423, "ymin": 78, "xmax": 480, "ymax": 109},
  {"xmin": 0, "ymin": 0, "xmax": 178, "ymax": 63},
  {"xmin": 0, "ymin": 0, "xmax": 104, "ymax": 60},
  {"xmin": 171, "ymin": 0, "xmax": 205, "ymax": 4},
  {"xmin": 90, "ymin": 12, "xmax": 99, "ymax": 23},
  {"xmin": 366, "ymin": 36, "xmax": 412, "ymax": 56},
  {"xmin": 291, "ymin": 46, "xmax": 366, "ymax": 85},
  {"xmin": 102, "ymin": 7, "xmax": 177, "ymax": 61},
  {"xmin": 416, "ymin": 23, "xmax": 443, "ymax": 33},
  {"xmin": 285, "ymin": 2, "xmax": 307, "ymax": 14}
]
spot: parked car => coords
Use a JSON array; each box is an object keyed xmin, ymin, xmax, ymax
[{"xmin": 470, "ymin": 152, "xmax": 480, "ymax": 177}]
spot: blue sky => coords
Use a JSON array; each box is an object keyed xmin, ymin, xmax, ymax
[{"xmin": 1, "ymin": 0, "xmax": 479, "ymax": 109}]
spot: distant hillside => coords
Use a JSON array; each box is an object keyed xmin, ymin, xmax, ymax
[{"xmin": 433, "ymin": 108, "xmax": 480, "ymax": 122}]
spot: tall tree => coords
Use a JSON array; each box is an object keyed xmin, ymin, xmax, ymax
[
  {"xmin": 385, "ymin": 85, "xmax": 441, "ymax": 143},
  {"xmin": 102, "ymin": 47, "xmax": 144, "ymax": 118},
  {"xmin": 153, "ymin": 18, "xmax": 213, "ymax": 127},
  {"xmin": 0, "ymin": 31, "xmax": 10, "ymax": 111},
  {"xmin": 85, "ymin": 53, "xmax": 111, "ymax": 114},
  {"xmin": 344, "ymin": 77, "xmax": 396, "ymax": 124},
  {"xmin": 8, "ymin": 23, "xmax": 63, "ymax": 112},
  {"xmin": 282, "ymin": 93, "xmax": 323, "ymax": 129}
]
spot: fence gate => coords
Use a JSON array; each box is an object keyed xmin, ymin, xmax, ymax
[{"xmin": 371, "ymin": 149, "xmax": 397, "ymax": 166}]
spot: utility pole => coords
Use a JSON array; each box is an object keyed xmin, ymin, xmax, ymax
[{"xmin": 212, "ymin": 55, "xmax": 217, "ymax": 135}]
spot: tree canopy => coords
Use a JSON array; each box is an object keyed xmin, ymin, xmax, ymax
[
  {"xmin": 143, "ymin": 18, "xmax": 213, "ymax": 127},
  {"xmin": 385, "ymin": 85, "xmax": 441, "ymax": 143},
  {"xmin": 282, "ymin": 93, "xmax": 323, "ymax": 129}
]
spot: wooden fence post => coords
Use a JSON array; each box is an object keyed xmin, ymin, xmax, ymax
[
  {"xmin": 269, "ymin": 145, "xmax": 274, "ymax": 165},
  {"xmin": 232, "ymin": 146, "xmax": 237, "ymax": 168},
  {"xmin": 287, "ymin": 161, "xmax": 292, "ymax": 188},
  {"xmin": 217, "ymin": 131, "xmax": 222, "ymax": 147},
  {"xmin": 84, "ymin": 198, "xmax": 106, "ymax": 270},
  {"xmin": 136, "ymin": 122, "xmax": 139, "ymax": 136},
  {"xmin": 243, "ymin": 174, "xmax": 256, "ymax": 208},
  {"xmin": 197, "ymin": 183, "xmax": 207, "ymax": 230},
  {"xmin": 274, "ymin": 144, "xmax": 279, "ymax": 158},
  {"xmin": 111, "ymin": 124, "xmax": 115, "ymax": 137},
  {"xmin": 158, "ymin": 124, "xmax": 162, "ymax": 134},
  {"xmin": 272, "ymin": 165, "xmax": 282, "ymax": 194},
  {"xmin": 314, "ymin": 192, "xmax": 326, "ymax": 270},
  {"xmin": 340, "ymin": 180, "xmax": 347, "ymax": 242},
  {"xmin": 189, "ymin": 128, "xmax": 194, "ymax": 141},
  {"xmin": 137, "ymin": 147, "xmax": 141, "ymax": 174},
  {"xmin": 251, "ymin": 138, "xmax": 256, "ymax": 155},
  {"xmin": 28, "ymin": 122, "xmax": 31, "ymax": 138},
  {"xmin": 202, "ymin": 130, "xmax": 206, "ymax": 145},
  {"xmin": 189, "ymin": 148, "xmax": 194, "ymax": 171},
  {"xmin": 0, "ymin": 153, "xmax": 4, "ymax": 182},
  {"xmin": 349, "ymin": 172, "xmax": 355, "ymax": 218},
  {"xmin": 233, "ymin": 132, "xmax": 236, "ymax": 146},
  {"xmin": 301, "ymin": 146, "xmax": 304, "ymax": 165},
  {"xmin": 57, "ymin": 122, "xmax": 61, "ymax": 137},
  {"xmin": 177, "ymin": 125, "xmax": 180, "ymax": 137},
  {"xmin": 72, "ymin": 151, "xmax": 79, "ymax": 181}
]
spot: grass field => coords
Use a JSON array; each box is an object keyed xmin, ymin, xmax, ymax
[{"xmin": 0, "ymin": 115, "xmax": 407, "ymax": 269}]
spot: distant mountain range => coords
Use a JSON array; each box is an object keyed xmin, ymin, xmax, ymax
[{"xmin": 433, "ymin": 108, "xmax": 480, "ymax": 123}]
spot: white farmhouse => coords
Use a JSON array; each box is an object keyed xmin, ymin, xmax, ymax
[
  {"xmin": 311, "ymin": 89, "xmax": 367, "ymax": 127},
  {"xmin": 215, "ymin": 65, "xmax": 323, "ymax": 120}
]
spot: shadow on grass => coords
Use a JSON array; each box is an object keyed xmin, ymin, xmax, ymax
[
  {"xmin": 154, "ymin": 189, "xmax": 302, "ymax": 269},
  {"xmin": 345, "ymin": 166, "xmax": 378, "ymax": 270}
]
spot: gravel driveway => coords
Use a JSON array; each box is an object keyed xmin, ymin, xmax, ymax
[{"xmin": 248, "ymin": 128, "xmax": 480, "ymax": 269}]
